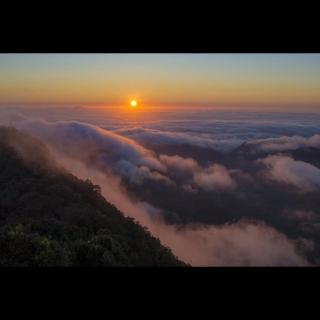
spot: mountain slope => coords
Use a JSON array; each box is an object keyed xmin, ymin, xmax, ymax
[{"xmin": 0, "ymin": 127, "xmax": 184, "ymax": 266}]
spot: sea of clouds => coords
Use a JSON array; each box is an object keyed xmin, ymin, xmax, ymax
[{"xmin": 2, "ymin": 106, "xmax": 320, "ymax": 266}]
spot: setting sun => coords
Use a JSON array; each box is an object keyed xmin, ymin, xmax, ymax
[{"xmin": 130, "ymin": 100, "xmax": 137, "ymax": 108}]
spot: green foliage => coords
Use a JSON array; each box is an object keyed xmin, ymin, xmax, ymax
[{"xmin": 0, "ymin": 127, "xmax": 184, "ymax": 266}]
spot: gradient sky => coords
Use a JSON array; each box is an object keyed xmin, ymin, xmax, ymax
[{"xmin": 0, "ymin": 54, "xmax": 320, "ymax": 109}]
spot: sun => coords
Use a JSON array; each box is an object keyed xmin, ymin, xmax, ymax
[{"xmin": 130, "ymin": 100, "xmax": 137, "ymax": 108}]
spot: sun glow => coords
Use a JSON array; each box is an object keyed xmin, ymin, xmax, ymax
[{"xmin": 130, "ymin": 100, "xmax": 137, "ymax": 108}]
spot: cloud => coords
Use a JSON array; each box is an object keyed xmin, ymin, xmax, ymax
[
  {"xmin": 0, "ymin": 110, "xmax": 28, "ymax": 124},
  {"xmin": 2, "ymin": 111, "xmax": 236, "ymax": 192},
  {"xmin": 248, "ymin": 134, "xmax": 320, "ymax": 152},
  {"xmin": 116, "ymin": 160, "xmax": 175, "ymax": 186},
  {"xmin": 114, "ymin": 126, "xmax": 243, "ymax": 151},
  {"xmin": 285, "ymin": 210, "xmax": 320, "ymax": 222},
  {"xmin": 0, "ymin": 110, "xmax": 312, "ymax": 265},
  {"xmin": 159, "ymin": 154, "xmax": 198, "ymax": 173},
  {"xmin": 159, "ymin": 154, "xmax": 236, "ymax": 191},
  {"xmin": 4, "ymin": 115, "xmax": 169, "ymax": 184},
  {"xmin": 168, "ymin": 221, "xmax": 309, "ymax": 266},
  {"xmin": 193, "ymin": 164, "xmax": 236, "ymax": 191},
  {"xmin": 30, "ymin": 121, "xmax": 165, "ymax": 171},
  {"xmin": 258, "ymin": 155, "xmax": 320, "ymax": 192},
  {"xmin": 159, "ymin": 154, "xmax": 199, "ymax": 182},
  {"xmin": 112, "ymin": 112, "xmax": 320, "ymax": 153},
  {"xmin": 282, "ymin": 210, "xmax": 320, "ymax": 235},
  {"xmin": 53, "ymin": 151, "xmax": 309, "ymax": 266}
]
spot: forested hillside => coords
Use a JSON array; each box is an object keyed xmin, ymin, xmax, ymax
[{"xmin": 0, "ymin": 127, "xmax": 184, "ymax": 266}]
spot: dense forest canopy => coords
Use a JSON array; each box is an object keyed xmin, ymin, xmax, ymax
[{"xmin": 0, "ymin": 126, "xmax": 184, "ymax": 266}]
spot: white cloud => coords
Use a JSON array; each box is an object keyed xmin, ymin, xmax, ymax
[
  {"xmin": 194, "ymin": 164, "xmax": 236, "ymax": 191},
  {"xmin": 114, "ymin": 126, "xmax": 243, "ymax": 151},
  {"xmin": 258, "ymin": 155, "xmax": 320, "ymax": 192},
  {"xmin": 248, "ymin": 134, "xmax": 320, "ymax": 152},
  {"xmin": 3, "ymin": 111, "xmax": 236, "ymax": 192}
]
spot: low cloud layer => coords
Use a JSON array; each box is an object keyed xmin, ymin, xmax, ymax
[
  {"xmin": 114, "ymin": 126, "xmax": 243, "ymax": 151},
  {"xmin": 3, "ymin": 112, "xmax": 236, "ymax": 193},
  {"xmin": 54, "ymin": 151, "xmax": 308, "ymax": 266},
  {"xmin": 248, "ymin": 134, "xmax": 320, "ymax": 152},
  {"xmin": 1, "ymin": 109, "xmax": 317, "ymax": 266},
  {"xmin": 193, "ymin": 164, "xmax": 236, "ymax": 191},
  {"xmin": 258, "ymin": 155, "xmax": 320, "ymax": 192},
  {"xmin": 159, "ymin": 154, "xmax": 236, "ymax": 191}
]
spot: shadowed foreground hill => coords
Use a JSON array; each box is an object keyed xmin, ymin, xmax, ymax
[{"xmin": 0, "ymin": 127, "xmax": 184, "ymax": 266}]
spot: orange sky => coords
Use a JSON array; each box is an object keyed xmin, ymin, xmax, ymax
[{"xmin": 0, "ymin": 54, "xmax": 320, "ymax": 110}]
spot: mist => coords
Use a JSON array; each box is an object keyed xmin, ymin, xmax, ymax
[
  {"xmin": 1, "ymin": 109, "xmax": 311, "ymax": 266},
  {"xmin": 53, "ymin": 149, "xmax": 308, "ymax": 266}
]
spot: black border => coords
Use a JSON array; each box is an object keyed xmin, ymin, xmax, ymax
[
  {"xmin": 1, "ymin": 267, "xmax": 319, "ymax": 306},
  {"xmin": 1, "ymin": 12, "xmax": 319, "ymax": 53}
]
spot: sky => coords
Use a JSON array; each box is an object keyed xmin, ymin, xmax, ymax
[{"xmin": 0, "ymin": 54, "xmax": 320, "ymax": 110}]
